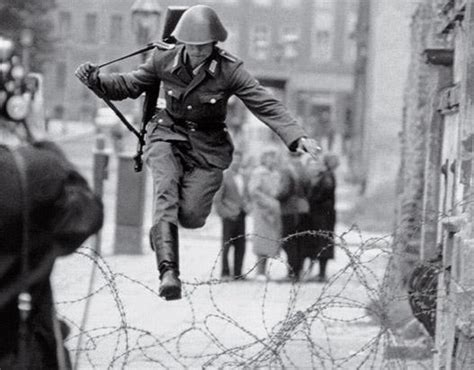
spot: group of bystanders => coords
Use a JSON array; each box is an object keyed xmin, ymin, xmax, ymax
[{"xmin": 214, "ymin": 147, "xmax": 339, "ymax": 283}]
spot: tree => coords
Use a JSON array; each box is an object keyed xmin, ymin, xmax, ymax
[{"xmin": 0, "ymin": 0, "xmax": 56, "ymax": 71}]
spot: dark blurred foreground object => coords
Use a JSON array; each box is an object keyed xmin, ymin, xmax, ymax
[
  {"xmin": 0, "ymin": 34, "xmax": 104, "ymax": 370},
  {"xmin": 0, "ymin": 142, "xmax": 104, "ymax": 369},
  {"xmin": 407, "ymin": 257, "xmax": 441, "ymax": 338}
]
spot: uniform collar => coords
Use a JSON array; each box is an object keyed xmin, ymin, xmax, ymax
[
  {"xmin": 172, "ymin": 45, "xmax": 218, "ymax": 78},
  {"xmin": 171, "ymin": 46, "xmax": 184, "ymax": 73}
]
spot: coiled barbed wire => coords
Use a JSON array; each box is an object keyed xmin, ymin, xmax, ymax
[{"xmin": 52, "ymin": 225, "xmax": 443, "ymax": 369}]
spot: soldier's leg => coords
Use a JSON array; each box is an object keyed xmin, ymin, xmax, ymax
[
  {"xmin": 178, "ymin": 166, "xmax": 223, "ymax": 229},
  {"xmin": 145, "ymin": 141, "xmax": 183, "ymax": 300}
]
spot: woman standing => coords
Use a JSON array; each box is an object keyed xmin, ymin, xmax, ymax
[
  {"xmin": 304, "ymin": 154, "xmax": 338, "ymax": 282},
  {"xmin": 248, "ymin": 149, "xmax": 282, "ymax": 280}
]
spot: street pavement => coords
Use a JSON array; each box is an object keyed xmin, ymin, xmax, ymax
[{"xmin": 50, "ymin": 129, "xmax": 429, "ymax": 369}]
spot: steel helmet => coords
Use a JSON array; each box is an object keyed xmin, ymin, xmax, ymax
[{"xmin": 171, "ymin": 5, "xmax": 227, "ymax": 45}]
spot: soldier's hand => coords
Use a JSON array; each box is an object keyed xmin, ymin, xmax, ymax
[
  {"xmin": 296, "ymin": 137, "xmax": 322, "ymax": 160},
  {"xmin": 75, "ymin": 62, "xmax": 100, "ymax": 88}
]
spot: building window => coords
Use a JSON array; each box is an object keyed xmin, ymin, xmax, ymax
[
  {"xmin": 84, "ymin": 13, "xmax": 98, "ymax": 43},
  {"xmin": 253, "ymin": 0, "xmax": 273, "ymax": 7},
  {"xmin": 58, "ymin": 11, "xmax": 72, "ymax": 38},
  {"xmin": 250, "ymin": 25, "xmax": 271, "ymax": 60},
  {"xmin": 110, "ymin": 15, "xmax": 123, "ymax": 43},
  {"xmin": 56, "ymin": 62, "xmax": 66, "ymax": 89},
  {"xmin": 279, "ymin": 26, "xmax": 299, "ymax": 61},
  {"xmin": 312, "ymin": 0, "xmax": 335, "ymax": 61},
  {"xmin": 344, "ymin": 0, "xmax": 359, "ymax": 63},
  {"xmin": 281, "ymin": 0, "xmax": 301, "ymax": 8}
]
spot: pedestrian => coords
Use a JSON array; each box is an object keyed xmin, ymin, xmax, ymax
[
  {"xmin": 277, "ymin": 151, "xmax": 311, "ymax": 281},
  {"xmin": 0, "ymin": 35, "xmax": 104, "ymax": 369},
  {"xmin": 304, "ymin": 154, "xmax": 339, "ymax": 282},
  {"xmin": 214, "ymin": 150, "xmax": 249, "ymax": 280},
  {"xmin": 75, "ymin": 4, "xmax": 321, "ymax": 300},
  {"xmin": 248, "ymin": 148, "xmax": 282, "ymax": 281}
]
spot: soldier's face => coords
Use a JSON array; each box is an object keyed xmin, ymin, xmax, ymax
[{"xmin": 185, "ymin": 43, "xmax": 214, "ymax": 68}]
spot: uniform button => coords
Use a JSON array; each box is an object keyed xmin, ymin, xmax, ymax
[
  {"xmin": 187, "ymin": 105, "xmax": 192, "ymax": 110},
  {"xmin": 210, "ymin": 98, "xmax": 216, "ymax": 104},
  {"xmin": 167, "ymin": 90, "xmax": 173, "ymax": 96}
]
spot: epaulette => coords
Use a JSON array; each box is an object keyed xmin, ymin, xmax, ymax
[
  {"xmin": 155, "ymin": 42, "xmax": 176, "ymax": 51},
  {"xmin": 217, "ymin": 48, "xmax": 239, "ymax": 63}
]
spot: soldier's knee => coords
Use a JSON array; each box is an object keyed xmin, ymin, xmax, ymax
[{"xmin": 178, "ymin": 209, "xmax": 206, "ymax": 229}]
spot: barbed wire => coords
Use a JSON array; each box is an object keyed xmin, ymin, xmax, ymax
[{"xmin": 51, "ymin": 222, "xmax": 458, "ymax": 369}]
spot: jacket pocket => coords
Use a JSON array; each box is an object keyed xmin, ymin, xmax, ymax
[
  {"xmin": 198, "ymin": 92, "xmax": 225, "ymax": 104},
  {"xmin": 198, "ymin": 92, "xmax": 226, "ymax": 116},
  {"xmin": 163, "ymin": 86, "xmax": 184, "ymax": 112}
]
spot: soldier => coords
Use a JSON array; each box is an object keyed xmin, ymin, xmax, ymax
[
  {"xmin": 0, "ymin": 36, "xmax": 104, "ymax": 369},
  {"xmin": 75, "ymin": 4, "xmax": 321, "ymax": 301}
]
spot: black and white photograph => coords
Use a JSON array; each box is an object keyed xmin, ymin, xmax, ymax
[{"xmin": 1, "ymin": 0, "xmax": 473, "ymax": 368}]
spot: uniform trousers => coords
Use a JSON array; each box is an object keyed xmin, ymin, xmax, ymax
[
  {"xmin": 221, "ymin": 211, "xmax": 246, "ymax": 277},
  {"xmin": 145, "ymin": 141, "xmax": 223, "ymax": 229}
]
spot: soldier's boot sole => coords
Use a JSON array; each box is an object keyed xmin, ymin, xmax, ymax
[{"xmin": 159, "ymin": 270, "xmax": 182, "ymax": 300}]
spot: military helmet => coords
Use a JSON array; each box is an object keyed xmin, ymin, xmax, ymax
[{"xmin": 171, "ymin": 5, "xmax": 227, "ymax": 45}]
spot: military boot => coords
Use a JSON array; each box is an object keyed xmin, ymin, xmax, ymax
[{"xmin": 150, "ymin": 222, "xmax": 182, "ymax": 300}]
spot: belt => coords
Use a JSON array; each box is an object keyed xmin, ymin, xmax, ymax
[{"xmin": 170, "ymin": 116, "xmax": 225, "ymax": 132}]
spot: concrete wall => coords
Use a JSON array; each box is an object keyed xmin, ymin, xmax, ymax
[{"xmin": 363, "ymin": 0, "xmax": 418, "ymax": 195}]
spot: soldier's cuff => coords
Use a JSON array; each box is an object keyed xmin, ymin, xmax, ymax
[{"xmin": 289, "ymin": 136, "xmax": 307, "ymax": 151}]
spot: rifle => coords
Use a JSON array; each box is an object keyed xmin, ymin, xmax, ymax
[{"xmin": 134, "ymin": 6, "xmax": 188, "ymax": 171}]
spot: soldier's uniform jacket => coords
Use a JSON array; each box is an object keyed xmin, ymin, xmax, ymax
[{"xmin": 97, "ymin": 44, "xmax": 306, "ymax": 169}]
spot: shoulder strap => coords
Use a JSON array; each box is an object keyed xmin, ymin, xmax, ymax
[{"xmin": 216, "ymin": 47, "xmax": 240, "ymax": 63}]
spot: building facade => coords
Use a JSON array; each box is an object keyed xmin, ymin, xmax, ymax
[{"xmin": 44, "ymin": 0, "xmax": 358, "ymax": 153}]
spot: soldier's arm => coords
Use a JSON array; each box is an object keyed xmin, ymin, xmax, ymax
[
  {"xmin": 228, "ymin": 64, "xmax": 306, "ymax": 150},
  {"xmin": 97, "ymin": 52, "xmax": 161, "ymax": 100}
]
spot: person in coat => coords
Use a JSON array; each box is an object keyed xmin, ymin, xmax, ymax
[
  {"xmin": 304, "ymin": 154, "xmax": 339, "ymax": 282},
  {"xmin": 75, "ymin": 5, "xmax": 321, "ymax": 300},
  {"xmin": 214, "ymin": 150, "xmax": 249, "ymax": 280},
  {"xmin": 0, "ymin": 141, "xmax": 103, "ymax": 369},
  {"xmin": 248, "ymin": 148, "xmax": 282, "ymax": 281},
  {"xmin": 277, "ymin": 151, "xmax": 311, "ymax": 281}
]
